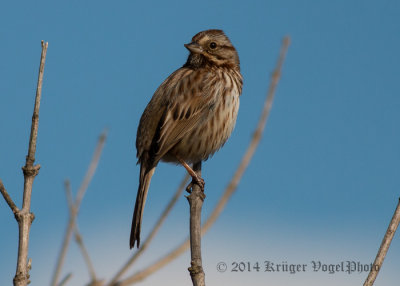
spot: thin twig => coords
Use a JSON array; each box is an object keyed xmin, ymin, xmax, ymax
[
  {"xmin": 51, "ymin": 199, "xmax": 76, "ymax": 286},
  {"xmin": 74, "ymin": 225, "xmax": 99, "ymax": 283},
  {"xmin": 187, "ymin": 162, "xmax": 205, "ymax": 286},
  {"xmin": 64, "ymin": 180, "xmax": 99, "ymax": 283},
  {"xmin": 0, "ymin": 180, "xmax": 19, "ymax": 214},
  {"xmin": 76, "ymin": 130, "xmax": 108, "ymax": 208},
  {"xmin": 118, "ymin": 240, "xmax": 190, "ymax": 286},
  {"xmin": 25, "ymin": 41, "xmax": 47, "ymax": 166},
  {"xmin": 118, "ymin": 36, "xmax": 290, "ymax": 286},
  {"xmin": 64, "ymin": 180, "xmax": 75, "ymax": 215},
  {"xmin": 1, "ymin": 40, "xmax": 49, "ymax": 286},
  {"xmin": 107, "ymin": 174, "xmax": 190, "ymax": 286},
  {"xmin": 50, "ymin": 130, "xmax": 108, "ymax": 286},
  {"xmin": 363, "ymin": 198, "xmax": 400, "ymax": 286},
  {"xmin": 57, "ymin": 273, "xmax": 72, "ymax": 286}
]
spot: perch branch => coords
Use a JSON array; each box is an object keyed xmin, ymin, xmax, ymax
[
  {"xmin": 50, "ymin": 130, "xmax": 107, "ymax": 286},
  {"xmin": 363, "ymin": 198, "xmax": 400, "ymax": 286},
  {"xmin": 117, "ymin": 36, "xmax": 290, "ymax": 286},
  {"xmin": 107, "ymin": 174, "xmax": 190, "ymax": 286},
  {"xmin": 187, "ymin": 162, "xmax": 205, "ymax": 286}
]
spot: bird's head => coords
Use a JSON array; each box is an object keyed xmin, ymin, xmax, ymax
[{"xmin": 184, "ymin": 29, "xmax": 239, "ymax": 69}]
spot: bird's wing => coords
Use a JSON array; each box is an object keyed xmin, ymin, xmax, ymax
[{"xmin": 150, "ymin": 67, "xmax": 215, "ymax": 162}]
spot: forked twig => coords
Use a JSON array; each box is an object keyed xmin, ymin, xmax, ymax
[
  {"xmin": 50, "ymin": 131, "xmax": 107, "ymax": 286},
  {"xmin": 0, "ymin": 41, "xmax": 48, "ymax": 286},
  {"xmin": 64, "ymin": 180, "xmax": 99, "ymax": 284},
  {"xmin": 363, "ymin": 198, "xmax": 400, "ymax": 286},
  {"xmin": 117, "ymin": 36, "xmax": 291, "ymax": 286}
]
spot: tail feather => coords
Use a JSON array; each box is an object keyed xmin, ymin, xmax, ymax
[{"xmin": 130, "ymin": 165, "xmax": 155, "ymax": 249}]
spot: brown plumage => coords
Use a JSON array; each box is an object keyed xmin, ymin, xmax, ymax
[{"xmin": 130, "ymin": 29, "xmax": 243, "ymax": 248}]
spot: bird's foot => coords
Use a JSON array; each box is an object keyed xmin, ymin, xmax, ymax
[
  {"xmin": 175, "ymin": 156, "xmax": 205, "ymax": 193},
  {"xmin": 186, "ymin": 176, "xmax": 205, "ymax": 193}
]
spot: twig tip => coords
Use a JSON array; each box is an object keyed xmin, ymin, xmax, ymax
[
  {"xmin": 100, "ymin": 128, "xmax": 109, "ymax": 141},
  {"xmin": 283, "ymin": 36, "xmax": 291, "ymax": 46},
  {"xmin": 41, "ymin": 40, "xmax": 49, "ymax": 48}
]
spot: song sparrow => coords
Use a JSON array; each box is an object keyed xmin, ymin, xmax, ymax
[{"xmin": 130, "ymin": 29, "xmax": 243, "ymax": 248}]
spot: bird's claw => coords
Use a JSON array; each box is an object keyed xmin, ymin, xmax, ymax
[{"xmin": 186, "ymin": 176, "xmax": 205, "ymax": 193}]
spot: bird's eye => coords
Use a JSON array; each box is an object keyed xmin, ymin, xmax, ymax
[{"xmin": 209, "ymin": 42, "xmax": 217, "ymax": 49}]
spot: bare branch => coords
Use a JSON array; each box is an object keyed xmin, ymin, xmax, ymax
[
  {"xmin": 74, "ymin": 225, "xmax": 98, "ymax": 283},
  {"xmin": 107, "ymin": 174, "xmax": 190, "ymax": 285},
  {"xmin": 363, "ymin": 198, "xmax": 400, "ymax": 286},
  {"xmin": 50, "ymin": 130, "xmax": 108, "ymax": 286},
  {"xmin": 24, "ymin": 41, "xmax": 47, "ymax": 167},
  {"xmin": 87, "ymin": 281, "xmax": 105, "ymax": 286},
  {"xmin": 51, "ymin": 202, "xmax": 76, "ymax": 286},
  {"xmin": 0, "ymin": 180, "xmax": 19, "ymax": 214},
  {"xmin": 64, "ymin": 180, "xmax": 75, "ymax": 215},
  {"xmin": 5, "ymin": 40, "xmax": 48, "ymax": 286},
  {"xmin": 118, "ymin": 240, "xmax": 190, "ymax": 286},
  {"xmin": 187, "ymin": 162, "xmax": 205, "ymax": 286},
  {"xmin": 64, "ymin": 180, "xmax": 99, "ymax": 283},
  {"xmin": 76, "ymin": 130, "xmax": 108, "ymax": 207},
  {"xmin": 57, "ymin": 273, "xmax": 72, "ymax": 286},
  {"xmin": 118, "ymin": 36, "xmax": 290, "ymax": 286}
]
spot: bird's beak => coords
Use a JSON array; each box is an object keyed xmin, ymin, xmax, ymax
[{"xmin": 184, "ymin": 42, "xmax": 203, "ymax": 54}]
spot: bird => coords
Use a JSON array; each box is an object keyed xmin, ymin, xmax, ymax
[{"xmin": 130, "ymin": 29, "xmax": 243, "ymax": 249}]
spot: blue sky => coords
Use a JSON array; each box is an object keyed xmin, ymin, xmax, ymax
[{"xmin": 1, "ymin": 0, "xmax": 399, "ymax": 285}]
